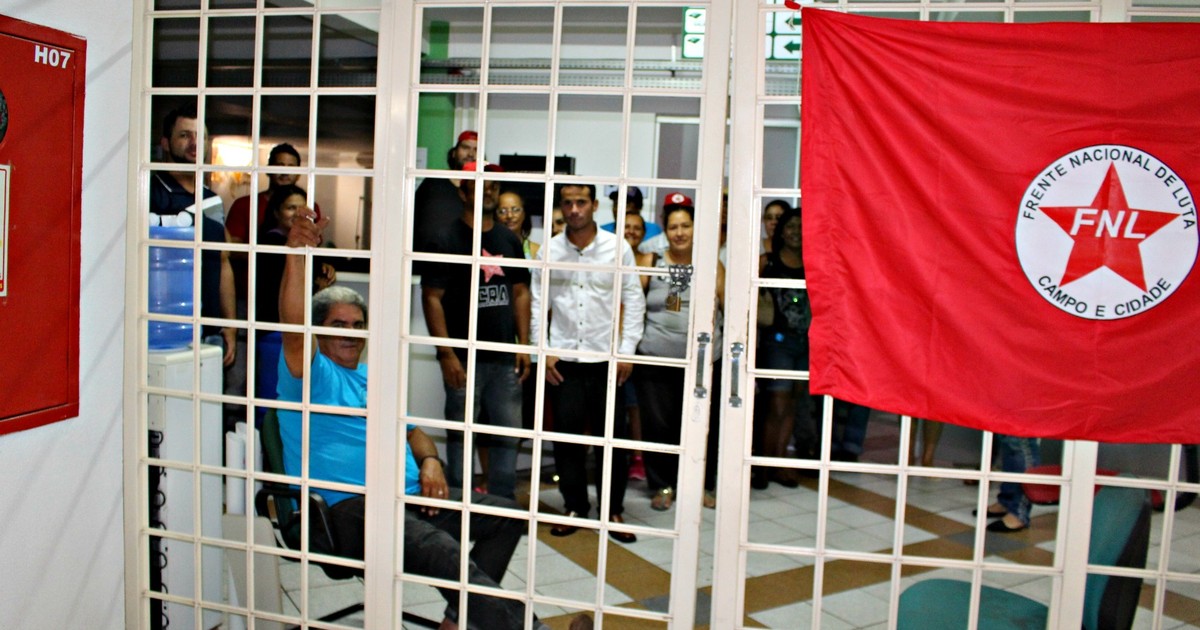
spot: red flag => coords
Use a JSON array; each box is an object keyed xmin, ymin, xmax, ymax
[{"xmin": 801, "ymin": 9, "xmax": 1200, "ymax": 443}]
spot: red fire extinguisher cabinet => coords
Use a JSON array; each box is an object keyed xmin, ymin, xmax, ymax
[{"xmin": 0, "ymin": 15, "xmax": 85, "ymax": 434}]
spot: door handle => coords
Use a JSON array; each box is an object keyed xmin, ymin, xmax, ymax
[
  {"xmin": 693, "ymin": 332, "xmax": 711, "ymax": 398},
  {"xmin": 729, "ymin": 342, "xmax": 745, "ymax": 408}
]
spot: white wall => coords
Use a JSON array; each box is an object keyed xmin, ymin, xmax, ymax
[{"xmin": 0, "ymin": 1, "xmax": 131, "ymax": 629}]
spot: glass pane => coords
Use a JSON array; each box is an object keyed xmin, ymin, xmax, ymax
[
  {"xmin": 412, "ymin": 172, "xmax": 469, "ymax": 253},
  {"xmin": 314, "ymin": 94, "xmax": 375, "ymax": 168},
  {"xmin": 487, "ymin": 93, "xmax": 551, "ymax": 176},
  {"xmin": 154, "ymin": 0, "xmax": 199, "ymax": 10},
  {"xmin": 314, "ymin": 174, "xmax": 372, "ymax": 252},
  {"xmin": 1164, "ymin": 579, "xmax": 1200, "ymax": 624},
  {"xmin": 631, "ymin": 96, "xmax": 701, "ymax": 182},
  {"xmin": 263, "ymin": 14, "xmax": 315, "ymax": 88},
  {"xmin": 555, "ymin": 94, "xmax": 622, "ymax": 179},
  {"xmin": 821, "ymin": 560, "xmax": 895, "ymax": 627},
  {"xmin": 1014, "ymin": 10, "xmax": 1093, "ymax": 21},
  {"xmin": 152, "ymin": 18, "xmax": 200, "ymax": 88},
  {"xmin": 634, "ymin": 6, "xmax": 703, "ymax": 91},
  {"xmin": 322, "ymin": 0, "xmax": 380, "ymax": 8},
  {"xmin": 1131, "ymin": 14, "xmax": 1200, "ymax": 21},
  {"xmin": 420, "ymin": 7, "xmax": 484, "ymax": 86},
  {"xmin": 853, "ymin": 10, "xmax": 923, "ymax": 20},
  {"xmin": 902, "ymin": 470, "xmax": 981, "ymax": 561},
  {"xmin": 767, "ymin": 8, "xmax": 803, "ymax": 61},
  {"xmin": 743, "ymin": 551, "xmax": 814, "ymax": 623},
  {"xmin": 559, "ymin": 6, "xmax": 629, "ymax": 88},
  {"xmin": 488, "ymin": 6, "xmax": 553, "ymax": 86},
  {"xmin": 207, "ymin": 15, "xmax": 256, "ymax": 88},
  {"xmin": 208, "ymin": 96, "xmax": 253, "ymax": 224},
  {"xmin": 930, "ymin": 10, "xmax": 1006, "ymax": 22},
  {"xmin": 761, "ymin": 104, "xmax": 800, "ymax": 190},
  {"xmin": 210, "ymin": 0, "xmax": 256, "ymax": 8},
  {"xmin": 756, "ymin": 196, "xmax": 797, "ymax": 258},
  {"xmin": 318, "ymin": 12, "xmax": 379, "ymax": 88},
  {"xmin": 404, "ymin": 343, "xmax": 444, "ymax": 422},
  {"xmin": 152, "ymin": 97, "xmax": 202, "ymax": 165},
  {"xmin": 416, "ymin": 91, "xmax": 478, "ymax": 173},
  {"xmin": 260, "ymin": 94, "xmax": 312, "ymax": 147}
]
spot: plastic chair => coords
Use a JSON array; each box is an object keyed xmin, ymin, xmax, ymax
[{"xmin": 897, "ymin": 483, "xmax": 1150, "ymax": 630}]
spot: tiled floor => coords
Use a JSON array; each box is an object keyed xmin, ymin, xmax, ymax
[{"xmin": 272, "ymin": 413, "xmax": 1200, "ymax": 629}]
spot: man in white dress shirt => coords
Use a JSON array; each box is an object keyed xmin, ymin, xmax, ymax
[{"xmin": 532, "ymin": 183, "xmax": 645, "ymax": 543}]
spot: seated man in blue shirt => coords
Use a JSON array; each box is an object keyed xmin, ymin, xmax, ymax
[{"xmin": 277, "ymin": 210, "xmax": 546, "ymax": 630}]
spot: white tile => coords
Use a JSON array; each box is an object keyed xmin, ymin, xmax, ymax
[
  {"xmin": 980, "ymin": 570, "xmax": 1046, "ymax": 590},
  {"xmin": 501, "ymin": 569, "xmax": 529, "ymax": 592},
  {"xmin": 750, "ymin": 601, "xmax": 855, "ymax": 629},
  {"xmin": 820, "ymin": 587, "xmax": 891, "ymax": 628},
  {"xmin": 530, "ymin": 552, "xmax": 597, "ymax": 587},
  {"xmin": 749, "ymin": 517, "xmax": 816, "ymax": 546},
  {"xmin": 826, "ymin": 505, "xmax": 893, "ymax": 530},
  {"xmin": 1168, "ymin": 535, "xmax": 1200, "ymax": 574},
  {"xmin": 305, "ymin": 580, "xmax": 365, "ymax": 626},
  {"xmin": 744, "ymin": 550, "xmax": 811, "ymax": 577},
  {"xmin": 860, "ymin": 521, "xmax": 936, "ymax": 548},
  {"xmin": 776, "ymin": 488, "xmax": 822, "ymax": 513},
  {"xmin": 531, "ymin": 601, "xmax": 570, "ymax": 622},
  {"xmin": 1169, "ymin": 578, "xmax": 1200, "ymax": 600},
  {"xmin": 402, "ymin": 600, "xmax": 448, "ymax": 628},
  {"xmin": 620, "ymin": 532, "xmax": 676, "ymax": 567},
  {"xmin": 399, "ymin": 580, "xmax": 445, "ymax": 607},
  {"xmin": 532, "ymin": 575, "xmax": 630, "ymax": 608},
  {"xmin": 1168, "ymin": 512, "xmax": 1200, "ymax": 538},
  {"xmin": 1004, "ymin": 576, "xmax": 1053, "ymax": 605},
  {"xmin": 824, "ymin": 527, "xmax": 891, "ymax": 553},
  {"xmin": 750, "ymin": 495, "xmax": 811, "ymax": 520}
]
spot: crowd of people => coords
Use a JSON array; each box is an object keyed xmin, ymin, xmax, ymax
[{"xmin": 148, "ymin": 108, "xmax": 1038, "ymax": 625}]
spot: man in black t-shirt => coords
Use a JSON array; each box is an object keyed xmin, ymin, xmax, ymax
[{"xmin": 421, "ymin": 162, "xmax": 531, "ymax": 500}]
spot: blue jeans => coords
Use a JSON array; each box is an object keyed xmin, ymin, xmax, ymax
[
  {"xmin": 444, "ymin": 359, "xmax": 522, "ymax": 500},
  {"xmin": 996, "ymin": 435, "xmax": 1040, "ymax": 525},
  {"xmin": 760, "ymin": 332, "xmax": 820, "ymax": 454}
]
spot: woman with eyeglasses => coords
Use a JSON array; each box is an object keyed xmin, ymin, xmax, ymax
[
  {"xmin": 495, "ymin": 188, "xmax": 544, "ymax": 450},
  {"xmin": 496, "ymin": 189, "xmax": 540, "ymax": 260}
]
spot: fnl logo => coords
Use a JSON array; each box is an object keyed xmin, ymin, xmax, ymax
[{"xmin": 1016, "ymin": 145, "xmax": 1198, "ymax": 320}]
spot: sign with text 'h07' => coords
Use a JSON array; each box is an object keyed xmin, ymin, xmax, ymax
[{"xmin": 801, "ymin": 8, "xmax": 1200, "ymax": 443}]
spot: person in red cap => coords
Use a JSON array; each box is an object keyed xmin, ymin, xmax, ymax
[{"xmin": 414, "ymin": 130, "xmax": 479, "ymax": 252}]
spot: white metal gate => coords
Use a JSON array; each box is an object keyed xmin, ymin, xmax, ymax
[{"xmin": 125, "ymin": 0, "xmax": 1200, "ymax": 628}]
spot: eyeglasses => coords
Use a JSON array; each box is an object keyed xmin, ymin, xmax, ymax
[{"xmin": 496, "ymin": 206, "xmax": 523, "ymax": 217}]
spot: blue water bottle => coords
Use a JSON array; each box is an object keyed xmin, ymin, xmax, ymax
[{"xmin": 147, "ymin": 225, "xmax": 195, "ymax": 351}]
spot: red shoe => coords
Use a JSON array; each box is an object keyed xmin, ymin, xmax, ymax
[{"xmin": 628, "ymin": 455, "xmax": 646, "ymax": 481}]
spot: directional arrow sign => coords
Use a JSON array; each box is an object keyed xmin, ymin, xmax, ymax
[
  {"xmin": 773, "ymin": 35, "xmax": 801, "ymax": 60},
  {"xmin": 774, "ymin": 12, "xmax": 802, "ymax": 35}
]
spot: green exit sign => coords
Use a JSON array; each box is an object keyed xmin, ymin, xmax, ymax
[{"xmin": 682, "ymin": 4, "xmax": 802, "ymax": 60}]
